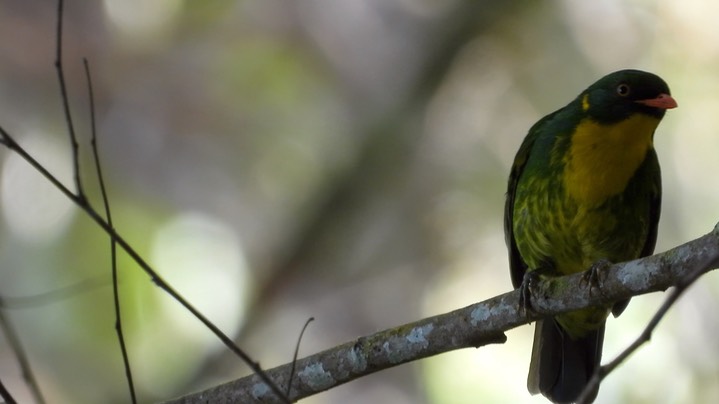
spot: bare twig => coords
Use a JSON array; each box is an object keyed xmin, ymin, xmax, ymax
[
  {"xmin": 286, "ymin": 317, "xmax": 315, "ymax": 397},
  {"xmin": 164, "ymin": 225, "xmax": 719, "ymax": 403},
  {"xmin": 0, "ymin": 277, "xmax": 107, "ymax": 309},
  {"xmin": 54, "ymin": 0, "xmax": 84, "ymax": 199},
  {"xmin": 83, "ymin": 58, "xmax": 138, "ymax": 404},
  {"xmin": 0, "ymin": 296, "xmax": 46, "ymax": 404},
  {"xmin": 0, "ymin": 378, "xmax": 18, "ymax": 404}
]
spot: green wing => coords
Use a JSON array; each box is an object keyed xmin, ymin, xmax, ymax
[
  {"xmin": 611, "ymin": 148, "xmax": 662, "ymax": 316},
  {"xmin": 639, "ymin": 149, "xmax": 662, "ymax": 260},
  {"xmin": 504, "ymin": 110, "xmax": 562, "ymax": 289}
]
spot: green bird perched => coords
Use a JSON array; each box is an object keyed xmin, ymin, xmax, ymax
[{"xmin": 504, "ymin": 69, "xmax": 677, "ymax": 403}]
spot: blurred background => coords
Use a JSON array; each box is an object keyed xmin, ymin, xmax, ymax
[{"xmin": 0, "ymin": 0, "xmax": 718, "ymax": 403}]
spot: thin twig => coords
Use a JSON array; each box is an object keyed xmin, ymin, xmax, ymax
[
  {"xmin": 576, "ymin": 257, "xmax": 712, "ymax": 404},
  {"xmin": 0, "ymin": 378, "xmax": 18, "ymax": 404},
  {"xmin": 0, "ymin": 296, "xmax": 46, "ymax": 404},
  {"xmin": 54, "ymin": 0, "xmax": 84, "ymax": 199},
  {"xmin": 84, "ymin": 58, "xmax": 138, "ymax": 404},
  {"xmin": 0, "ymin": 277, "xmax": 108, "ymax": 309},
  {"xmin": 286, "ymin": 317, "xmax": 315, "ymax": 397},
  {"xmin": 0, "ymin": 125, "xmax": 290, "ymax": 403}
]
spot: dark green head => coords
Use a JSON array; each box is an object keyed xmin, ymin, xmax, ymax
[{"xmin": 579, "ymin": 69, "xmax": 677, "ymax": 123}]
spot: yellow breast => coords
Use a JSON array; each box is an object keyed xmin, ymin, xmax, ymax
[{"xmin": 562, "ymin": 114, "xmax": 660, "ymax": 205}]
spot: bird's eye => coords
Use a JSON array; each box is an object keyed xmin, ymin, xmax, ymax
[{"xmin": 616, "ymin": 83, "xmax": 631, "ymax": 97}]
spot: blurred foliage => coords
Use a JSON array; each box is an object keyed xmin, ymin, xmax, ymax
[{"xmin": 0, "ymin": 1, "xmax": 718, "ymax": 403}]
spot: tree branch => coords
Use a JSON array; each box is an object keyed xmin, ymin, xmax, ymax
[{"xmin": 165, "ymin": 224, "xmax": 719, "ymax": 403}]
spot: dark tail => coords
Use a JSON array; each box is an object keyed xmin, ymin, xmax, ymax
[{"xmin": 527, "ymin": 319, "xmax": 604, "ymax": 403}]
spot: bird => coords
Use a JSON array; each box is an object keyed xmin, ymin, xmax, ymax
[{"xmin": 504, "ymin": 69, "xmax": 677, "ymax": 403}]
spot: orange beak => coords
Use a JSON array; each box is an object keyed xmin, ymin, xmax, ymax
[{"xmin": 635, "ymin": 93, "xmax": 678, "ymax": 109}]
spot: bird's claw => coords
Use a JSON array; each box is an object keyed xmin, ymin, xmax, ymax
[
  {"xmin": 580, "ymin": 258, "xmax": 612, "ymax": 297},
  {"xmin": 518, "ymin": 271, "xmax": 540, "ymax": 316}
]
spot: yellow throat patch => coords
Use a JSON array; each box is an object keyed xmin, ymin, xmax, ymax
[{"xmin": 563, "ymin": 114, "xmax": 660, "ymax": 205}]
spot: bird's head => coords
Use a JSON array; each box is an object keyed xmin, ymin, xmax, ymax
[{"xmin": 580, "ymin": 69, "xmax": 677, "ymax": 123}]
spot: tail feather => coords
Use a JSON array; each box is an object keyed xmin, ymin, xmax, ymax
[{"xmin": 527, "ymin": 320, "xmax": 604, "ymax": 403}]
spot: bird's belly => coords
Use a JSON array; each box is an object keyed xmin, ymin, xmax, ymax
[
  {"xmin": 516, "ymin": 195, "xmax": 649, "ymax": 338},
  {"xmin": 564, "ymin": 205, "xmax": 648, "ymax": 271},
  {"xmin": 514, "ymin": 187, "xmax": 649, "ymax": 277}
]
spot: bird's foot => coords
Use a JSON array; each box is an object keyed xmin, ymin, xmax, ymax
[
  {"xmin": 580, "ymin": 258, "xmax": 612, "ymax": 297},
  {"xmin": 518, "ymin": 271, "xmax": 540, "ymax": 316}
]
